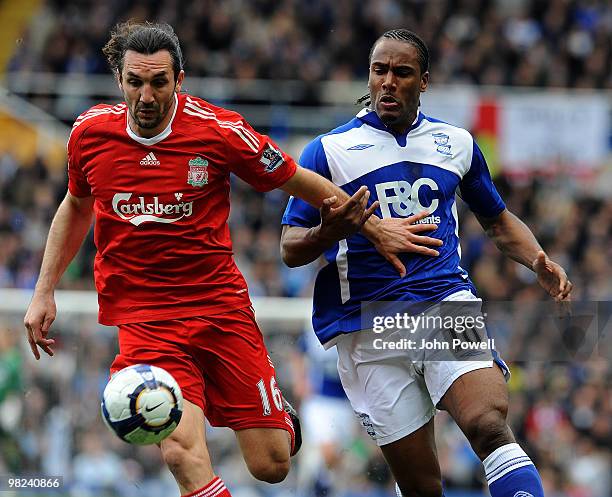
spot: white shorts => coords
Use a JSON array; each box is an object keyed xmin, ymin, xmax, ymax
[{"xmin": 335, "ymin": 290, "xmax": 509, "ymax": 446}]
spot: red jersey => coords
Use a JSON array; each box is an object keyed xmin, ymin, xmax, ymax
[{"xmin": 67, "ymin": 93, "xmax": 297, "ymax": 325}]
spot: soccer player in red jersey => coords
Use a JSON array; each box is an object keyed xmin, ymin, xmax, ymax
[{"xmin": 23, "ymin": 21, "xmax": 441, "ymax": 497}]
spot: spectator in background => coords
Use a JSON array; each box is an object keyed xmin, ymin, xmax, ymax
[
  {"xmin": 0, "ymin": 326, "xmax": 23, "ymax": 472},
  {"xmin": 72, "ymin": 432, "xmax": 125, "ymax": 496},
  {"xmin": 290, "ymin": 325, "xmax": 355, "ymax": 497},
  {"xmin": 0, "ymin": 327, "xmax": 22, "ymax": 407}
]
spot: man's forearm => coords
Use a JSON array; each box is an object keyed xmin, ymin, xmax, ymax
[
  {"xmin": 478, "ymin": 210, "xmax": 543, "ymax": 270},
  {"xmin": 35, "ymin": 194, "xmax": 94, "ymax": 293},
  {"xmin": 281, "ymin": 166, "xmax": 381, "ymax": 236},
  {"xmin": 280, "ymin": 166, "xmax": 381, "ymax": 267},
  {"xmin": 280, "ymin": 225, "xmax": 336, "ymax": 267}
]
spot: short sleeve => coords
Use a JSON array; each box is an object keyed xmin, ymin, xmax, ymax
[
  {"xmin": 281, "ymin": 137, "xmax": 330, "ymax": 228},
  {"xmin": 223, "ymin": 117, "xmax": 297, "ymax": 192},
  {"xmin": 459, "ymin": 140, "xmax": 505, "ymax": 218},
  {"xmin": 66, "ymin": 127, "xmax": 92, "ymax": 197}
]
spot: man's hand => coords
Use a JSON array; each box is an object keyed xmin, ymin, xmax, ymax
[
  {"xmin": 24, "ymin": 292, "xmax": 57, "ymax": 360},
  {"xmin": 317, "ymin": 189, "xmax": 443, "ymax": 277},
  {"xmin": 533, "ymin": 251, "xmax": 573, "ymax": 302},
  {"xmin": 279, "ymin": 167, "xmax": 443, "ymax": 271},
  {"xmin": 370, "ymin": 210, "xmax": 444, "ymax": 277},
  {"xmin": 316, "ymin": 186, "xmax": 379, "ymax": 242}
]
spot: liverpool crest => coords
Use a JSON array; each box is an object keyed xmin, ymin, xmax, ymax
[{"xmin": 187, "ymin": 157, "xmax": 208, "ymax": 187}]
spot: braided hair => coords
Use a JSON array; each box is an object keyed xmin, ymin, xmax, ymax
[{"xmin": 356, "ymin": 29, "xmax": 429, "ymax": 107}]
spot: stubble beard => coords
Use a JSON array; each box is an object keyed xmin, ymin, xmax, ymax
[
  {"xmin": 130, "ymin": 93, "xmax": 174, "ymax": 130},
  {"xmin": 132, "ymin": 105, "xmax": 164, "ymax": 129}
]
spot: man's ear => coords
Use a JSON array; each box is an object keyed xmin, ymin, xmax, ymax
[
  {"xmin": 420, "ymin": 71, "xmax": 429, "ymax": 92},
  {"xmin": 116, "ymin": 71, "xmax": 122, "ymax": 91},
  {"xmin": 175, "ymin": 70, "xmax": 185, "ymax": 93}
]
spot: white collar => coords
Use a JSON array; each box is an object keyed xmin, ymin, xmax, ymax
[{"xmin": 126, "ymin": 93, "xmax": 179, "ymax": 146}]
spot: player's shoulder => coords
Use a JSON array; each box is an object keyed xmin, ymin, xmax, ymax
[
  {"xmin": 297, "ymin": 119, "xmax": 363, "ymax": 173},
  {"xmin": 419, "ymin": 114, "xmax": 474, "ymax": 149},
  {"xmin": 179, "ymin": 93, "xmax": 262, "ymax": 150},
  {"xmin": 180, "ymin": 93, "xmax": 247, "ymax": 131},
  {"xmin": 69, "ymin": 102, "xmax": 128, "ymax": 143},
  {"xmin": 305, "ymin": 116, "xmax": 365, "ymax": 153}
]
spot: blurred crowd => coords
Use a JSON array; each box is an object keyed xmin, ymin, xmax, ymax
[{"xmin": 8, "ymin": 0, "xmax": 611, "ymax": 90}]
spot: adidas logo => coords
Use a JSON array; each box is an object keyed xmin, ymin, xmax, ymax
[{"xmin": 140, "ymin": 152, "xmax": 160, "ymax": 166}]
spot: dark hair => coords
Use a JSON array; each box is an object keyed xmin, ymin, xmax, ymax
[
  {"xmin": 102, "ymin": 21, "xmax": 184, "ymax": 81},
  {"xmin": 356, "ymin": 29, "xmax": 429, "ymax": 106}
]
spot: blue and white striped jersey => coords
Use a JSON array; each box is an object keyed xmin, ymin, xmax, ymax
[{"xmin": 282, "ymin": 109, "xmax": 505, "ymax": 346}]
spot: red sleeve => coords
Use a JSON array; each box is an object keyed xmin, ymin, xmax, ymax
[
  {"xmin": 221, "ymin": 115, "xmax": 297, "ymax": 192},
  {"xmin": 67, "ymin": 122, "xmax": 92, "ymax": 198}
]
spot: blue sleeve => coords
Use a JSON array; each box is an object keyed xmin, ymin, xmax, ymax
[
  {"xmin": 281, "ymin": 136, "xmax": 331, "ymax": 227},
  {"xmin": 296, "ymin": 334, "xmax": 307, "ymax": 353},
  {"xmin": 459, "ymin": 140, "xmax": 506, "ymax": 218}
]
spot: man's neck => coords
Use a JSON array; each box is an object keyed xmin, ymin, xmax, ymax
[{"xmin": 387, "ymin": 110, "xmax": 418, "ymax": 135}]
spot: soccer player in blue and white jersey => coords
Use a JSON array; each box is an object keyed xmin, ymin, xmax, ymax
[{"xmin": 281, "ymin": 29, "xmax": 572, "ymax": 497}]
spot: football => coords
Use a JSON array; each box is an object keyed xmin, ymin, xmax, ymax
[{"xmin": 101, "ymin": 364, "xmax": 183, "ymax": 445}]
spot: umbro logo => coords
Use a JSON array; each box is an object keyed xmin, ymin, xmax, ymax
[
  {"xmin": 347, "ymin": 144, "xmax": 374, "ymax": 151},
  {"xmin": 140, "ymin": 152, "xmax": 160, "ymax": 166}
]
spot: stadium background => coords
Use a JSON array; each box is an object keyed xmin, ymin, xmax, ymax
[{"xmin": 0, "ymin": 0, "xmax": 610, "ymax": 496}]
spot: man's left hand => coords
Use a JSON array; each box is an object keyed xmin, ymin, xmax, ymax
[{"xmin": 533, "ymin": 251, "xmax": 573, "ymax": 302}]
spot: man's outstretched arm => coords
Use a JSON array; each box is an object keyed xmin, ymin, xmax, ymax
[
  {"xmin": 280, "ymin": 166, "xmax": 442, "ymax": 275},
  {"xmin": 24, "ymin": 192, "xmax": 94, "ymax": 359},
  {"xmin": 476, "ymin": 209, "xmax": 572, "ymax": 301}
]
